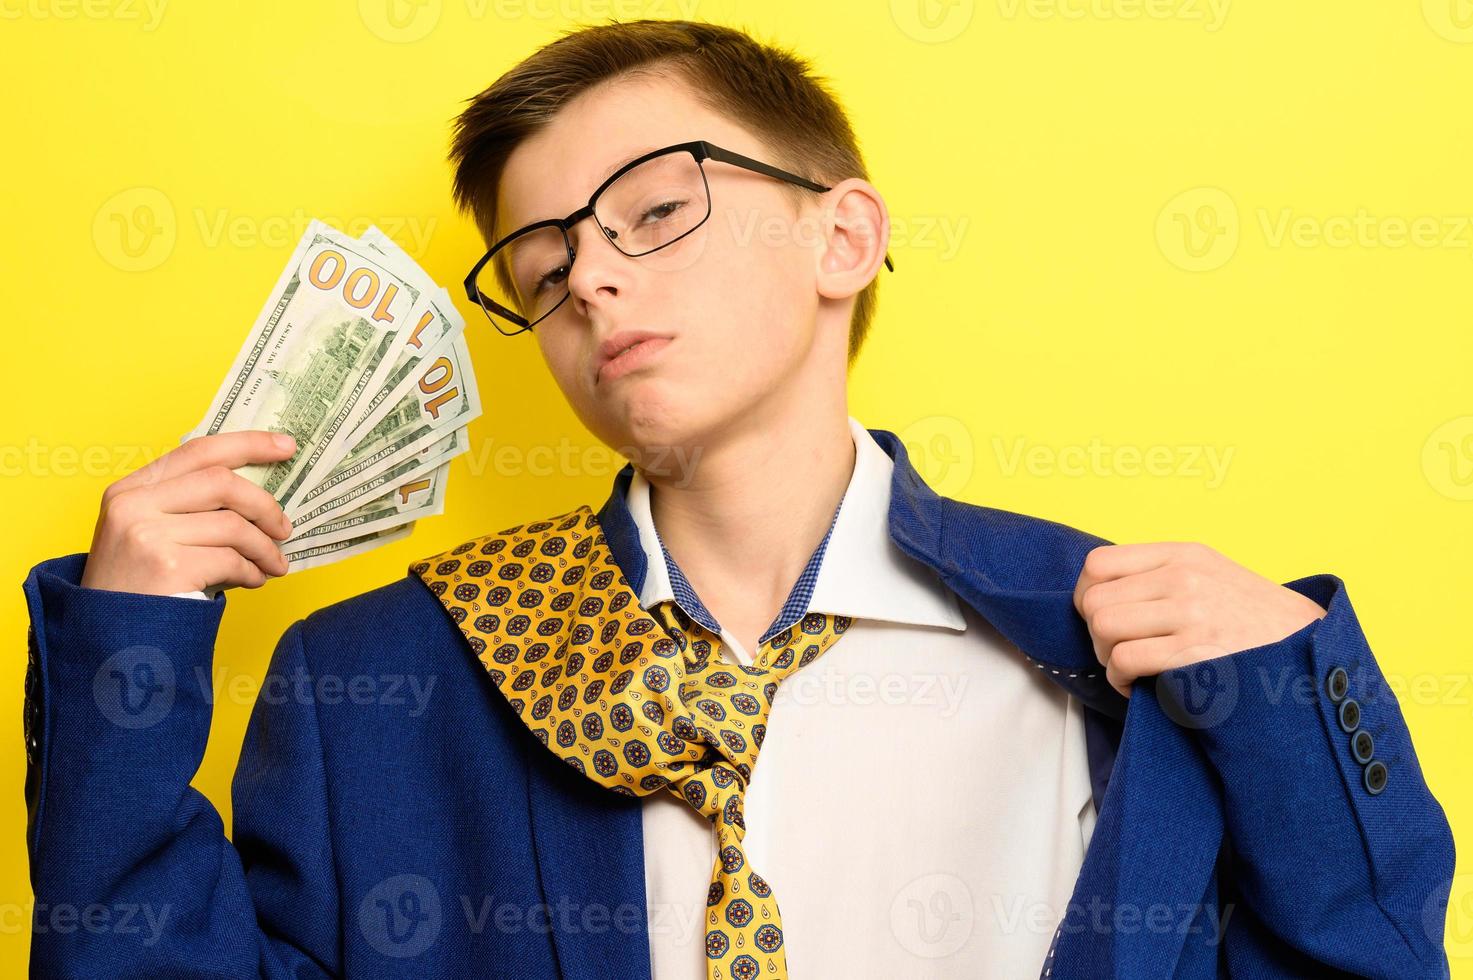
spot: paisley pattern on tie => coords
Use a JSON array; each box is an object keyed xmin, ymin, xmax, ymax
[{"xmin": 411, "ymin": 503, "xmax": 851, "ymax": 980}]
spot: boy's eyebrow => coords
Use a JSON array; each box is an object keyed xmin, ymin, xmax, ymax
[{"xmin": 601, "ymin": 145, "xmax": 661, "ymax": 182}]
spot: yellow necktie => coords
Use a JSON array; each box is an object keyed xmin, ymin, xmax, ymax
[{"xmin": 412, "ymin": 503, "xmax": 851, "ymax": 980}]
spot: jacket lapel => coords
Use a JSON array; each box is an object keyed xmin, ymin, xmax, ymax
[
  {"xmin": 524, "ymin": 754, "xmax": 651, "ymax": 980},
  {"xmin": 518, "ymin": 426, "xmax": 1224, "ymax": 979}
]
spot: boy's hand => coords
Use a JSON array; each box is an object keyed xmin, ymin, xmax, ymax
[
  {"xmin": 1073, "ymin": 541, "xmax": 1329, "ymax": 699},
  {"xmin": 80, "ymin": 430, "xmax": 297, "ymax": 596}
]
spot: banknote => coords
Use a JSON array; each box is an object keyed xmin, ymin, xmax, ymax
[
  {"xmin": 282, "ymin": 521, "xmax": 417, "ymax": 574},
  {"xmin": 287, "ymin": 427, "xmax": 466, "ymax": 537},
  {"xmin": 286, "ymin": 331, "xmax": 479, "ymax": 521},
  {"xmin": 188, "ymin": 219, "xmax": 481, "ymax": 575},
  {"xmin": 297, "ymin": 229, "xmax": 469, "ymax": 496},
  {"xmin": 190, "ymin": 219, "xmax": 425, "ymax": 507},
  {"xmin": 280, "ymin": 459, "xmax": 451, "ymax": 551}
]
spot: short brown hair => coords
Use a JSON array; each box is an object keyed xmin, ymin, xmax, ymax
[{"xmin": 449, "ymin": 18, "xmax": 883, "ymax": 365}]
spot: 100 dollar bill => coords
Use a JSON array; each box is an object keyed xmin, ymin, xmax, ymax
[
  {"xmin": 287, "ymin": 331, "xmax": 479, "ymax": 520},
  {"xmin": 190, "ymin": 219, "xmax": 424, "ymax": 511},
  {"xmin": 281, "ymin": 459, "xmax": 451, "ymax": 551},
  {"xmin": 186, "ymin": 219, "xmax": 482, "ymax": 578},
  {"xmin": 297, "ymin": 228, "xmax": 467, "ymax": 496},
  {"xmin": 288, "ymin": 426, "xmax": 465, "ymax": 537},
  {"xmin": 282, "ymin": 521, "xmax": 417, "ymax": 573}
]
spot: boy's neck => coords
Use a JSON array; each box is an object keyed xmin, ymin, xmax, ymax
[{"xmin": 640, "ymin": 404, "xmax": 856, "ymax": 657}]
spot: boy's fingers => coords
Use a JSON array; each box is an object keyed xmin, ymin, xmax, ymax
[
  {"xmin": 169, "ymin": 510, "xmax": 289, "ymax": 576},
  {"xmin": 143, "ymin": 466, "xmax": 291, "ymax": 538},
  {"xmin": 108, "ymin": 430, "xmax": 296, "ymax": 497}
]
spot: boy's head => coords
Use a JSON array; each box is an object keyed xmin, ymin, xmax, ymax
[{"xmin": 449, "ymin": 20, "xmax": 890, "ymax": 468}]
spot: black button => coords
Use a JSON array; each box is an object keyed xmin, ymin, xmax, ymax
[
  {"xmin": 1325, "ymin": 666, "xmax": 1349, "ymax": 702},
  {"xmin": 1337, "ymin": 698, "xmax": 1360, "ymax": 733},
  {"xmin": 1364, "ymin": 759, "xmax": 1388, "ymax": 795},
  {"xmin": 1351, "ymin": 729, "xmax": 1374, "ymax": 764}
]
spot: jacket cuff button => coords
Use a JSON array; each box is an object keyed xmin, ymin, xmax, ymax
[
  {"xmin": 1336, "ymin": 697, "xmax": 1361, "ymax": 733},
  {"xmin": 1363, "ymin": 759, "xmax": 1388, "ymax": 795},
  {"xmin": 1325, "ymin": 665, "xmax": 1349, "ymax": 702},
  {"xmin": 1350, "ymin": 729, "xmax": 1374, "ymax": 765}
]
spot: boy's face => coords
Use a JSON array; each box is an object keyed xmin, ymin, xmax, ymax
[{"xmin": 494, "ymin": 74, "xmax": 845, "ymax": 470}]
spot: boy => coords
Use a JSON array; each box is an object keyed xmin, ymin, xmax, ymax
[{"xmin": 21, "ymin": 18, "xmax": 1455, "ymax": 979}]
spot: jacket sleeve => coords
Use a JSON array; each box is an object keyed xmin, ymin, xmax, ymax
[
  {"xmin": 1153, "ymin": 571, "xmax": 1456, "ymax": 978},
  {"xmin": 22, "ymin": 552, "xmax": 340, "ymax": 978}
]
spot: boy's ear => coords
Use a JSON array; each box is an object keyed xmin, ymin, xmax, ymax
[{"xmin": 814, "ymin": 178, "xmax": 890, "ymax": 300}]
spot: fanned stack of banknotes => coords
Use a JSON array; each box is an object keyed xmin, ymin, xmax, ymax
[{"xmin": 181, "ymin": 219, "xmax": 482, "ymax": 574}]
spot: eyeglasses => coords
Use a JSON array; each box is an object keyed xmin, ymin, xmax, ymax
[{"xmin": 463, "ymin": 139, "xmax": 896, "ymax": 336}]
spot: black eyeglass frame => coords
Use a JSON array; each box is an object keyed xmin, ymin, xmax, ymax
[{"xmin": 463, "ymin": 139, "xmax": 896, "ymax": 336}]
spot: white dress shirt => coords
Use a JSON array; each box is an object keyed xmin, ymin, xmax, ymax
[{"xmin": 633, "ymin": 416, "xmax": 1097, "ymax": 978}]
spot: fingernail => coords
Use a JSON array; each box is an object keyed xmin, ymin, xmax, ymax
[{"xmin": 274, "ymin": 433, "xmax": 296, "ymax": 451}]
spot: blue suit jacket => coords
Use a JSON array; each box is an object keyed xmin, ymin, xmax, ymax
[{"xmin": 21, "ymin": 428, "xmax": 1455, "ymax": 978}]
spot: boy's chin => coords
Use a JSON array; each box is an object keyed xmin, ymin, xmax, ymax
[{"xmin": 599, "ymin": 397, "xmax": 722, "ymax": 467}]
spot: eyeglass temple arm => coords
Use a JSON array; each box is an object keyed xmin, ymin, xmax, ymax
[{"xmin": 699, "ymin": 143, "xmax": 895, "ymax": 273}]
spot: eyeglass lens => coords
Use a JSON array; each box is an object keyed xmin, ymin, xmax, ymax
[{"xmin": 476, "ymin": 150, "xmax": 711, "ymax": 329}]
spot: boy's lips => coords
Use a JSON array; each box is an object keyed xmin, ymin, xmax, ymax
[{"xmin": 595, "ymin": 332, "xmax": 674, "ymax": 384}]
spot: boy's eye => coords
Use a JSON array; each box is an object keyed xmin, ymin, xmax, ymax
[
  {"xmin": 532, "ymin": 264, "xmax": 569, "ymax": 295},
  {"xmin": 641, "ymin": 198, "xmax": 687, "ymax": 224}
]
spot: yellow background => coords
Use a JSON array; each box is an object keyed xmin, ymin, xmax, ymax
[{"xmin": 2, "ymin": 0, "xmax": 1471, "ymax": 970}]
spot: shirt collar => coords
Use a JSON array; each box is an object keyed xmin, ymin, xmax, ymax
[{"xmin": 625, "ymin": 415, "xmax": 967, "ymax": 635}]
